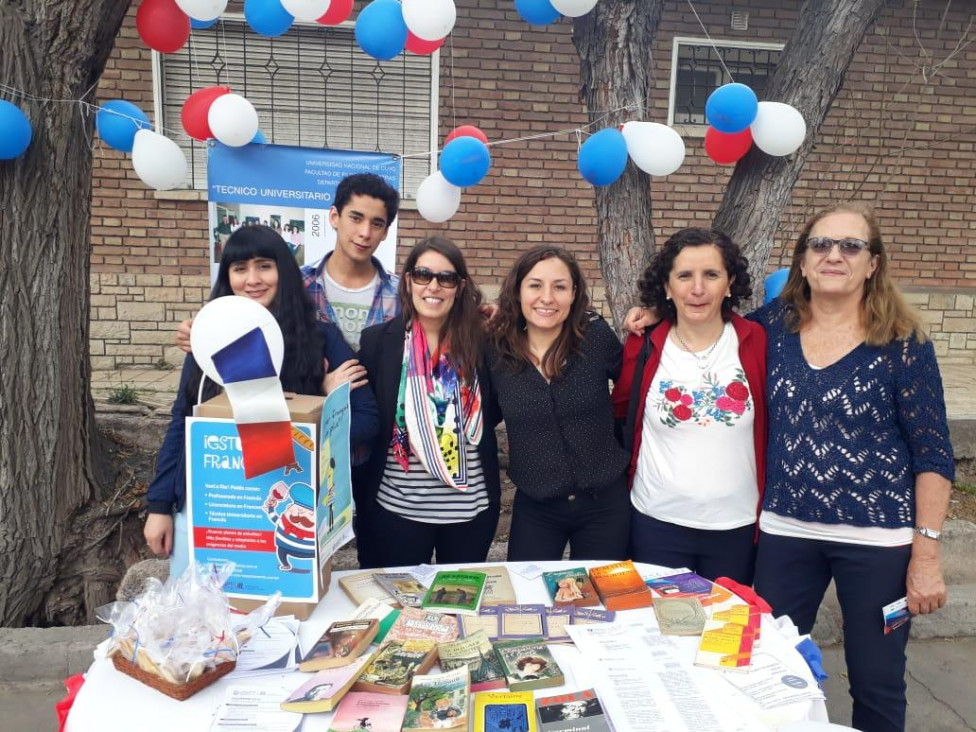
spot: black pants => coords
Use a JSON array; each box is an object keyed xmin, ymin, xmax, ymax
[
  {"xmin": 630, "ymin": 512, "xmax": 757, "ymax": 584},
  {"xmin": 755, "ymin": 531, "xmax": 912, "ymax": 732},
  {"xmin": 357, "ymin": 503, "xmax": 500, "ymax": 568},
  {"xmin": 507, "ymin": 479, "xmax": 631, "ymax": 562}
]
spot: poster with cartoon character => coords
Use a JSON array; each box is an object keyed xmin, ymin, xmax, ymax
[
  {"xmin": 317, "ymin": 381, "xmax": 354, "ymax": 565},
  {"xmin": 185, "ymin": 417, "xmax": 319, "ymax": 602}
]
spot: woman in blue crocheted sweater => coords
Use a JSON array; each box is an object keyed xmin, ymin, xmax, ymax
[{"xmin": 751, "ymin": 204, "xmax": 955, "ymax": 732}]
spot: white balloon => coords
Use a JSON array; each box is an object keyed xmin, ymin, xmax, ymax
[
  {"xmin": 280, "ymin": 0, "xmax": 331, "ymax": 22},
  {"xmin": 131, "ymin": 129, "xmax": 188, "ymax": 191},
  {"xmin": 621, "ymin": 121, "xmax": 685, "ymax": 176},
  {"xmin": 750, "ymin": 101, "xmax": 807, "ymax": 156},
  {"xmin": 208, "ymin": 93, "xmax": 260, "ymax": 148},
  {"xmin": 551, "ymin": 0, "xmax": 599, "ymax": 17},
  {"xmin": 403, "ymin": 0, "xmax": 456, "ymax": 41},
  {"xmin": 416, "ymin": 171, "xmax": 462, "ymax": 223},
  {"xmin": 175, "ymin": 0, "xmax": 228, "ymax": 22}
]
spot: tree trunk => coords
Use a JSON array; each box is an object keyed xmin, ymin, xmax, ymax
[
  {"xmin": 713, "ymin": 0, "xmax": 887, "ymax": 308},
  {"xmin": 0, "ymin": 0, "xmax": 133, "ymax": 626},
  {"xmin": 573, "ymin": 0, "xmax": 664, "ymax": 329}
]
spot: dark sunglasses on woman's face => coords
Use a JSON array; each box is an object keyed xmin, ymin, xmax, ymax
[
  {"xmin": 806, "ymin": 236, "xmax": 870, "ymax": 257},
  {"xmin": 409, "ymin": 267, "xmax": 462, "ymax": 289}
]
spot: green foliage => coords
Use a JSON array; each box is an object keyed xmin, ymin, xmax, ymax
[{"xmin": 107, "ymin": 385, "xmax": 139, "ymax": 405}]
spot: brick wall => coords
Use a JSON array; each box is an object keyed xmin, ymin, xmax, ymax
[{"xmin": 90, "ymin": 0, "xmax": 975, "ymax": 367}]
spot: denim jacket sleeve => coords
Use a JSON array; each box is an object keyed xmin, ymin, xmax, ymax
[{"xmin": 145, "ymin": 356, "xmax": 198, "ymax": 515}]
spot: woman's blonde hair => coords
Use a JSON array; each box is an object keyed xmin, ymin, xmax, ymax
[{"xmin": 780, "ymin": 203, "xmax": 924, "ymax": 345}]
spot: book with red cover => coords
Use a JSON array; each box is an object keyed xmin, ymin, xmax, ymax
[{"xmin": 587, "ymin": 560, "xmax": 653, "ymax": 611}]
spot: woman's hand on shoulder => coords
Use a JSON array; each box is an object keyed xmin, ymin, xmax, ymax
[
  {"xmin": 323, "ymin": 358, "xmax": 368, "ymax": 395},
  {"xmin": 144, "ymin": 513, "xmax": 174, "ymax": 557},
  {"xmin": 624, "ymin": 306, "xmax": 657, "ymax": 335}
]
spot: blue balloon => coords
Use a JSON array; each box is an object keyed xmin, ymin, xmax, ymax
[
  {"xmin": 764, "ymin": 268, "xmax": 790, "ymax": 304},
  {"xmin": 515, "ymin": 0, "xmax": 560, "ymax": 26},
  {"xmin": 705, "ymin": 83, "xmax": 759, "ymax": 134},
  {"xmin": 251, "ymin": 130, "xmax": 268, "ymax": 144},
  {"xmin": 439, "ymin": 137, "xmax": 492, "ymax": 188},
  {"xmin": 355, "ymin": 0, "xmax": 408, "ymax": 61},
  {"xmin": 96, "ymin": 100, "xmax": 150, "ymax": 153},
  {"xmin": 191, "ymin": 17, "xmax": 219, "ymax": 30},
  {"xmin": 244, "ymin": 0, "xmax": 294, "ymax": 38},
  {"xmin": 0, "ymin": 100, "xmax": 32, "ymax": 160},
  {"xmin": 577, "ymin": 128, "xmax": 628, "ymax": 186}
]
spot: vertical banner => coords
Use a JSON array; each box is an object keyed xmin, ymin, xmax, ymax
[
  {"xmin": 207, "ymin": 143, "xmax": 402, "ymax": 283},
  {"xmin": 185, "ymin": 418, "xmax": 318, "ymax": 602},
  {"xmin": 317, "ymin": 381, "xmax": 355, "ymax": 565}
]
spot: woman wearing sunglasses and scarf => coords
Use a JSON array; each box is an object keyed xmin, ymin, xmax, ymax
[
  {"xmin": 749, "ymin": 204, "xmax": 955, "ymax": 732},
  {"xmin": 353, "ymin": 237, "xmax": 501, "ymax": 568}
]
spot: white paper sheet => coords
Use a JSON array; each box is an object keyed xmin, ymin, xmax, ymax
[{"xmin": 209, "ymin": 684, "xmax": 302, "ymax": 731}]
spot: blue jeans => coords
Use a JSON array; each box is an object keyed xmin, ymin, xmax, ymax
[
  {"xmin": 630, "ymin": 511, "xmax": 756, "ymax": 584},
  {"xmin": 755, "ymin": 531, "xmax": 912, "ymax": 732}
]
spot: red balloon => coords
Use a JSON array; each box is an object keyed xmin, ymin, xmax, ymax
[
  {"xmin": 316, "ymin": 0, "xmax": 354, "ymax": 25},
  {"xmin": 182, "ymin": 85, "xmax": 231, "ymax": 141},
  {"xmin": 136, "ymin": 0, "xmax": 191, "ymax": 54},
  {"xmin": 705, "ymin": 126, "xmax": 753, "ymax": 165},
  {"xmin": 405, "ymin": 31, "xmax": 446, "ymax": 55},
  {"xmin": 445, "ymin": 125, "xmax": 489, "ymax": 146}
]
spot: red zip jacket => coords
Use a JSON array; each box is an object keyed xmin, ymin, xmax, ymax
[{"xmin": 610, "ymin": 315, "xmax": 768, "ymax": 520}]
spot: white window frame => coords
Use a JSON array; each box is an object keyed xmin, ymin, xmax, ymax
[
  {"xmin": 667, "ymin": 36, "xmax": 784, "ymax": 136},
  {"xmin": 151, "ymin": 13, "xmax": 438, "ymax": 200}
]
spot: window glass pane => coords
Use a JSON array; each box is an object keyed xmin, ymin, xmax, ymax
[{"xmin": 159, "ymin": 20, "xmax": 433, "ymax": 195}]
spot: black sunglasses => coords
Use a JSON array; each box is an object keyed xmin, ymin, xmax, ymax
[
  {"xmin": 806, "ymin": 237, "xmax": 870, "ymax": 257},
  {"xmin": 409, "ymin": 267, "xmax": 462, "ymax": 289}
]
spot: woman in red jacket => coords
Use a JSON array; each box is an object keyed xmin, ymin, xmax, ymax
[{"xmin": 611, "ymin": 228, "xmax": 766, "ymax": 583}]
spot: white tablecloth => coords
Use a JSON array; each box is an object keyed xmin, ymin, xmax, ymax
[{"xmin": 66, "ymin": 561, "xmax": 828, "ymax": 731}]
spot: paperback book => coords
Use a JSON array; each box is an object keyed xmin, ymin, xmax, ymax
[
  {"xmin": 536, "ymin": 688, "xmax": 611, "ymax": 732},
  {"xmin": 644, "ymin": 569, "xmax": 735, "ymax": 608},
  {"xmin": 280, "ymin": 652, "xmax": 375, "ymax": 713},
  {"xmin": 497, "ymin": 604, "xmax": 549, "ymax": 641},
  {"xmin": 353, "ymin": 640, "xmax": 438, "ymax": 695},
  {"xmin": 422, "ymin": 571, "xmax": 487, "ymax": 616},
  {"xmin": 493, "ymin": 638, "xmax": 564, "ymax": 692},
  {"xmin": 385, "ymin": 606, "xmax": 460, "ymax": 644},
  {"xmin": 694, "ymin": 602, "xmax": 760, "ymax": 671},
  {"xmin": 436, "ymin": 629, "xmax": 506, "ymax": 692},
  {"xmin": 473, "ymin": 690, "xmax": 537, "ymax": 732},
  {"xmin": 339, "ymin": 569, "xmax": 399, "ymax": 607},
  {"xmin": 328, "ymin": 691, "xmax": 409, "ymax": 732},
  {"xmin": 542, "ymin": 567, "xmax": 600, "ymax": 607},
  {"xmin": 588, "ymin": 560, "xmax": 653, "ymax": 611},
  {"xmin": 571, "ymin": 608, "xmax": 616, "ymax": 625},
  {"xmin": 401, "ymin": 666, "xmax": 471, "ymax": 731},
  {"xmin": 652, "ymin": 597, "xmax": 708, "ymax": 636},
  {"xmin": 459, "ymin": 606, "xmax": 501, "ymax": 641},
  {"xmin": 374, "ymin": 572, "xmax": 429, "ymax": 608},
  {"xmin": 299, "ymin": 618, "xmax": 379, "ymax": 672},
  {"xmin": 544, "ymin": 605, "xmax": 574, "ymax": 643},
  {"xmin": 461, "ymin": 565, "xmax": 516, "ymax": 606},
  {"xmin": 349, "ymin": 597, "xmax": 401, "ymax": 644}
]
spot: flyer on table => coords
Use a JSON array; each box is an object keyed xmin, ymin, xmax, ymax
[{"xmin": 186, "ymin": 417, "xmax": 319, "ymax": 602}]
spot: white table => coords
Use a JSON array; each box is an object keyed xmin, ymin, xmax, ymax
[{"xmin": 66, "ymin": 561, "xmax": 827, "ymax": 731}]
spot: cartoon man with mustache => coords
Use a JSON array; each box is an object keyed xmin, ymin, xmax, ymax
[{"xmin": 264, "ymin": 481, "xmax": 316, "ymax": 572}]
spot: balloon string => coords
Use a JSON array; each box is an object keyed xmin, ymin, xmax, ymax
[{"xmin": 684, "ymin": 0, "xmax": 735, "ymax": 83}]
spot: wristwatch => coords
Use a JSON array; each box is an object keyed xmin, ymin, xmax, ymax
[{"xmin": 914, "ymin": 526, "xmax": 943, "ymax": 541}]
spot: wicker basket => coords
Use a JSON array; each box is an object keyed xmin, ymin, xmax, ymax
[{"xmin": 111, "ymin": 653, "xmax": 236, "ymax": 701}]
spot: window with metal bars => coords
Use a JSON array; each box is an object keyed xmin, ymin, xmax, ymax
[
  {"xmin": 668, "ymin": 38, "xmax": 783, "ymax": 125},
  {"xmin": 153, "ymin": 17, "xmax": 436, "ymax": 196}
]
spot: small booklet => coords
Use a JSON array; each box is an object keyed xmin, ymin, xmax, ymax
[
  {"xmin": 644, "ymin": 568, "xmax": 735, "ymax": 607},
  {"xmin": 497, "ymin": 604, "xmax": 549, "ymax": 641},
  {"xmin": 281, "ymin": 652, "xmax": 376, "ymax": 713},
  {"xmin": 401, "ymin": 666, "xmax": 471, "ymax": 731},
  {"xmin": 883, "ymin": 596, "xmax": 912, "ymax": 635},
  {"xmin": 328, "ymin": 691, "xmax": 409, "ymax": 732},
  {"xmin": 473, "ymin": 690, "xmax": 537, "ymax": 732},
  {"xmin": 544, "ymin": 605, "xmax": 575, "ymax": 643},
  {"xmin": 542, "ymin": 567, "xmax": 600, "ymax": 607},
  {"xmin": 299, "ymin": 618, "xmax": 378, "ymax": 672},
  {"xmin": 437, "ymin": 629, "xmax": 507, "ymax": 692},
  {"xmin": 695, "ymin": 602, "xmax": 760, "ymax": 672},
  {"xmin": 374, "ymin": 572, "xmax": 429, "ymax": 608},
  {"xmin": 493, "ymin": 638, "xmax": 564, "ymax": 692},
  {"xmin": 571, "ymin": 608, "xmax": 616, "ymax": 625},
  {"xmin": 652, "ymin": 597, "xmax": 708, "ymax": 636},
  {"xmin": 536, "ymin": 688, "xmax": 611, "ymax": 732},
  {"xmin": 459, "ymin": 606, "xmax": 501, "ymax": 640},
  {"xmin": 422, "ymin": 570, "xmax": 487, "ymax": 616}
]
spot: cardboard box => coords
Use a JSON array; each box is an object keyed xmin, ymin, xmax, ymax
[{"xmin": 191, "ymin": 392, "xmax": 331, "ymax": 621}]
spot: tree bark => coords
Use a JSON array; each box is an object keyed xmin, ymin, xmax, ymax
[
  {"xmin": 573, "ymin": 0, "xmax": 664, "ymax": 329},
  {"xmin": 713, "ymin": 0, "xmax": 888, "ymax": 308},
  {"xmin": 0, "ymin": 0, "xmax": 133, "ymax": 626}
]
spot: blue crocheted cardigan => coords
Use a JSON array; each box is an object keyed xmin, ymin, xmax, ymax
[{"xmin": 751, "ymin": 300, "xmax": 955, "ymax": 528}]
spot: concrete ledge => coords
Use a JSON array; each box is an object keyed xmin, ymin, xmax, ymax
[{"xmin": 0, "ymin": 626, "xmax": 107, "ymax": 683}]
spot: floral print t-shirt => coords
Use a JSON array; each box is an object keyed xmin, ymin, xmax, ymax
[{"xmin": 632, "ymin": 323, "xmax": 759, "ymax": 530}]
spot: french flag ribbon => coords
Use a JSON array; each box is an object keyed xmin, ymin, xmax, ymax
[{"xmin": 211, "ymin": 326, "xmax": 296, "ymax": 479}]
